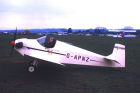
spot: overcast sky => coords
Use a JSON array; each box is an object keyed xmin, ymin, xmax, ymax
[{"xmin": 0, "ymin": 0, "xmax": 140, "ymax": 29}]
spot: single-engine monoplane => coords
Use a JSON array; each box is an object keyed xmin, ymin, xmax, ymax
[{"xmin": 10, "ymin": 29, "xmax": 125, "ymax": 72}]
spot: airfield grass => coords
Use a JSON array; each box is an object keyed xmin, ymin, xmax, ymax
[{"xmin": 0, "ymin": 34, "xmax": 140, "ymax": 93}]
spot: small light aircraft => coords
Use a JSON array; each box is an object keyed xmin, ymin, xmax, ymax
[{"xmin": 10, "ymin": 29, "xmax": 125, "ymax": 72}]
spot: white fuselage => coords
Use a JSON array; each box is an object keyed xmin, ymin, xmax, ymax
[{"xmin": 15, "ymin": 38, "xmax": 125, "ymax": 68}]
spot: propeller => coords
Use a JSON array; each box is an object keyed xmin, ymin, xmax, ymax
[{"xmin": 10, "ymin": 27, "xmax": 17, "ymax": 55}]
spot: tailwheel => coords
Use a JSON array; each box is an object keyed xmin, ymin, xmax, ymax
[{"xmin": 28, "ymin": 59, "xmax": 38, "ymax": 73}]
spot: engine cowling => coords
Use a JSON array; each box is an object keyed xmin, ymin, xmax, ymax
[{"xmin": 15, "ymin": 42, "xmax": 23, "ymax": 49}]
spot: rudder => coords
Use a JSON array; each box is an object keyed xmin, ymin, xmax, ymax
[{"xmin": 107, "ymin": 43, "xmax": 125, "ymax": 67}]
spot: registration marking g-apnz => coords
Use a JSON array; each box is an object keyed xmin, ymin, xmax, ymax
[{"xmin": 66, "ymin": 53, "xmax": 98, "ymax": 62}]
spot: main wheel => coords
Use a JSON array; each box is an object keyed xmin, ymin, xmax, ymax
[{"xmin": 28, "ymin": 65, "xmax": 36, "ymax": 73}]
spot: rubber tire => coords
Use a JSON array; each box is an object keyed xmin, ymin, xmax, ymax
[{"xmin": 28, "ymin": 65, "xmax": 36, "ymax": 73}]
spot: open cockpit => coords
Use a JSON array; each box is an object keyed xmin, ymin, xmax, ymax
[{"xmin": 37, "ymin": 36, "xmax": 56, "ymax": 48}]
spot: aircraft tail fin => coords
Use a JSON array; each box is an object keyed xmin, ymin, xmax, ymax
[{"xmin": 106, "ymin": 43, "xmax": 125, "ymax": 67}]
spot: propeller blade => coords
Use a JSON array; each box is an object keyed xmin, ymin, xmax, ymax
[
  {"xmin": 10, "ymin": 46, "xmax": 14, "ymax": 55},
  {"xmin": 13, "ymin": 27, "xmax": 17, "ymax": 41},
  {"xmin": 10, "ymin": 27, "xmax": 17, "ymax": 55}
]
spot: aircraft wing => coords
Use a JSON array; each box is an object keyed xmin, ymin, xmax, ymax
[{"xmin": 25, "ymin": 47, "xmax": 65, "ymax": 65}]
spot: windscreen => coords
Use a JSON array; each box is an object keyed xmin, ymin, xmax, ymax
[{"xmin": 37, "ymin": 36, "xmax": 47, "ymax": 46}]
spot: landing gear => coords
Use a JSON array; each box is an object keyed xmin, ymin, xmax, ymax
[
  {"xmin": 28, "ymin": 65, "xmax": 35, "ymax": 72},
  {"xmin": 28, "ymin": 59, "xmax": 38, "ymax": 73}
]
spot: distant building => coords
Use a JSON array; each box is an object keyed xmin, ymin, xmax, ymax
[
  {"xmin": 22, "ymin": 30, "xmax": 32, "ymax": 35},
  {"xmin": 108, "ymin": 29, "xmax": 136, "ymax": 37},
  {"xmin": 3, "ymin": 32, "xmax": 8, "ymax": 35},
  {"xmin": 58, "ymin": 32, "xmax": 67, "ymax": 35},
  {"xmin": 85, "ymin": 33, "xmax": 92, "ymax": 36}
]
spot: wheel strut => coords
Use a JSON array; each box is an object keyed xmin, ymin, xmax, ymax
[{"xmin": 28, "ymin": 59, "xmax": 39, "ymax": 73}]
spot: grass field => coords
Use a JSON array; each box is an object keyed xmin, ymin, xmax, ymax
[{"xmin": 0, "ymin": 34, "xmax": 140, "ymax": 93}]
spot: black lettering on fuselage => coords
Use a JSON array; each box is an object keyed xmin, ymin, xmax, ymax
[
  {"xmin": 66, "ymin": 53, "xmax": 70, "ymax": 58},
  {"xmin": 82, "ymin": 57, "xmax": 85, "ymax": 61},
  {"xmin": 66, "ymin": 53, "xmax": 91, "ymax": 62},
  {"xmin": 78, "ymin": 56, "xmax": 81, "ymax": 60},
  {"xmin": 86, "ymin": 57, "xmax": 89, "ymax": 62},
  {"xmin": 74, "ymin": 55, "xmax": 77, "ymax": 60}
]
